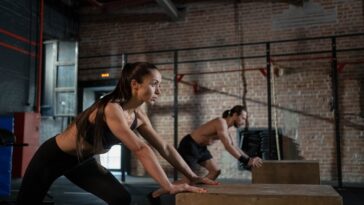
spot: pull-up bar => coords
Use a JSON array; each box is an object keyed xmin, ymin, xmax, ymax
[
  {"xmin": 337, "ymin": 61, "xmax": 364, "ymax": 73},
  {"xmin": 270, "ymin": 56, "xmax": 332, "ymax": 62}
]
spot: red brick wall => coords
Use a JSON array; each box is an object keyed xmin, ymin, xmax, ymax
[{"xmin": 79, "ymin": 0, "xmax": 364, "ymax": 183}]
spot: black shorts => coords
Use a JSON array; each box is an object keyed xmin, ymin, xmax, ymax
[{"xmin": 177, "ymin": 134, "xmax": 212, "ymax": 168}]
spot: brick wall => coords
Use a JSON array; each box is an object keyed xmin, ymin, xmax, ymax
[{"xmin": 79, "ymin": 0, "xmax": 364, "ymax": 183}]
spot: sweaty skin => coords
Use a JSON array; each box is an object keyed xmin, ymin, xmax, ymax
[
  {"xmin": 190, "ymin": 112, "xmax": 249, "ymax": 160},
  {"xmin": 150, "ymin": 111, "xmax": 263, "ymax": 199}
]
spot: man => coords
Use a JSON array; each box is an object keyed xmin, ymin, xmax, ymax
[
  {"xmin": 177, "ymin": 105, "xmax": 263, "ymax": 180},
  {"xmin": 148, "ymin": 105, "xmax": 262, "ymax": 204}
]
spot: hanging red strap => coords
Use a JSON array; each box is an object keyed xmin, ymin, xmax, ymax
[
  {"xmin": 176, "ymin": 74, "xmax": 185, "ymax": 82},
  {"xmin": 259, "ymin": 68, "xmax": 267, "ymax": 77},
  {"xmin": 337, "ymin": 63, "xmax": 346, "ymax": 73}
]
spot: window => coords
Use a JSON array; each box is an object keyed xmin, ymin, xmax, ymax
[{"xmin": 42, "ymin": 41, "xmax": 78, "ymax": 116}]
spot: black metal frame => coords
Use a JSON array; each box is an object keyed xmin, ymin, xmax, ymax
[{"xmin": 80, "ymin": 33, "xmax": 364, "ymax": 187}]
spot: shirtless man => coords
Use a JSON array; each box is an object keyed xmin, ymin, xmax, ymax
[
  {"xmin": 148, "ymin": 105, "xmax": 262, "ymax": 204},
  {"xmin": 177, "ymin": 105, "xmax": 263, "ymax": 180}
]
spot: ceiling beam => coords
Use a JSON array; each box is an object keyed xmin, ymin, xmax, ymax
[
  {"xmin": 155, "ymin": 0, "xmax": 179, "ymax": 20},
  {"xmin": 86, "ymin": 0, "xmax": 155, "ymax": 9}
]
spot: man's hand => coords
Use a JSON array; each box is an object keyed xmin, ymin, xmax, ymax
[{"xmin": 248, "ymin": 157, "xmax": 263, "ymax": 168}]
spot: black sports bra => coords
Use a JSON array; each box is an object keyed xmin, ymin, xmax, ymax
[{"xmin": 84, "ymin": 114, "xmax": 138, "ymax": 150}]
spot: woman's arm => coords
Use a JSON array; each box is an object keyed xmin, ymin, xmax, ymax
[
  {"xmin": 104, "ymin": 103, "xmax": 174, "ymax": 191},
  {"xmin": 104, "ymin": 103, "xmax": 208, "ymax": 194},
  {"xmin": 135, "ymin": 109, "xmax": 216, "ymax": 185}
]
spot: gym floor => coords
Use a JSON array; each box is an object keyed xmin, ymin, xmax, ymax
[{"xmin": 1, "ymin": 173, "xmax": 363, "ymax": 205}]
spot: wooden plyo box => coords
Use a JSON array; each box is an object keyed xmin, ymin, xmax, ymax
[
  {"xmin": 252, "ymin": 160, "xmax": 320, "ymax": 184},
  {"xmin": 176, "ymin": 184, "xmax": 342, "ymax": 205}
]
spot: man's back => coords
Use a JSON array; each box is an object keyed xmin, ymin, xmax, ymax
[{"xmin": 190, "ymin": 117, "xmax": 226, "ymax": 145}]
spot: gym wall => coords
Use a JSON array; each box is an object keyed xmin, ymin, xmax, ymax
[{"xmin": 78, "ymin": 0, "xmax": 364, "ymax": 184}]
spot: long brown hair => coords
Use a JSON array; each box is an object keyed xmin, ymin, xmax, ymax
[{"xmin": 75, "ymin": 62, "xmax": 158, "ymax": 159}]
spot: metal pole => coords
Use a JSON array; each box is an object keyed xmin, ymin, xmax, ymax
[
  {"xmin": 121, "ymin": 54, "xmax": 128, "ymax": 182},
  {"xmin": 331, "ymin": 37, "xmax": 343, "ymax": 188},
  {"xmin": 173, "ymin": 50, "xmax": 179, "ymax": 181},
  {"xmin": 266, "ymin": 43, "xmax": 273, "ymax": 159},
  {"xmin": 36, "ymin": 0, "xmax": 44, "ymax": 113}
]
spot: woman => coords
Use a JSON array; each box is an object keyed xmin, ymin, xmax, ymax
[{"xmin": 16, "ymin": 62, "xmax": 213, "ymax": 205}]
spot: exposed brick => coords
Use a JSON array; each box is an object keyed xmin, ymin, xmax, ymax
[{"xmin": 79, "ymin": 0, "xmax": 364, "ymax": 183}]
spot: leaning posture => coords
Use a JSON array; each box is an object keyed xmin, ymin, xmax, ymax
[
  {"xmin": 17, "ymin": 62, "xmax": 214, "ymax": 205},
  {"xmin": 150, "ymin": 105, "xmax": 263, "ymax": 200}
]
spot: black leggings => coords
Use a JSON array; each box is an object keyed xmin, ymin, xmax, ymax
[{"xmin": 16, "ymin": 136, "xmax": 131, "ymax": 205}]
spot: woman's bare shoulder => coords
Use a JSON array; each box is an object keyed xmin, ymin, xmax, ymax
[
  {"xmin": 104, "ymin": 101, "xmax": 124, "ymax": 113},
  {"xmin": 135, "ymin": 107, "xmax": 148, "ymax": 118}
]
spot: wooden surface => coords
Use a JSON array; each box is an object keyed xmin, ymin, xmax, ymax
[
  {"xmin": 252, "ymin": 160, "xmax": 320, "ymax": 184},
  {"xmin": 176, "ymin": 184, "xmax": 342, "ymax": 205}
]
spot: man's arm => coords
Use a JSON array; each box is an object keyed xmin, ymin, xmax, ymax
[
  {"xmin": 216, "ymin": 118, "xmax": 246, "ymax": 159},
  {"xmin": 216, "ymin": 118, "xmax": 262, "ymax": 168}
]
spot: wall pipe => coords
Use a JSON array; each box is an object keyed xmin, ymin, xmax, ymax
[
  {"xmin": 173, "ymin": 50, "xmax": 179, "ymax": 181},
  {"xmin": 36, "ymin": 0, "xmax": 44, "ymax": 113},
  {"xmin": 121, "ymin": 54, "xmax": 129, "ymax": 183},
  {"xmin": 331, "ymin": 37, "xmax": 343, "ymax": 188},
  {"xmin": 113, "ymin": 33, "xmax": 364, "ymax": 56},
  {"xmin": 266, "ymin": 43, "xmax": 273, "ymax": 160}
]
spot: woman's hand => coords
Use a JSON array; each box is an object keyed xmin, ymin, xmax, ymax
[
  {"xmin": 190, "ymin": 176, "xmax": 219, "ymax": 185},
  {"xmin": 169, "ymin": 183, "xmax": 207, "ymax": 195}
]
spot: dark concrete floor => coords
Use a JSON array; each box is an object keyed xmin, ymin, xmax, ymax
[
  {"xmin": 1, "ymin": 174, "xmax": 171, "ymax": 205},
  {"xmin": 1, "ymin": 173, "xmax": 363, "ymax": 205}
]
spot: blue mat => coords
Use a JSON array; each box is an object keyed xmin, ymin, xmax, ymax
[{"xmin": 0, "ymin": 115, "xmax": 13, "ymax": 198}]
